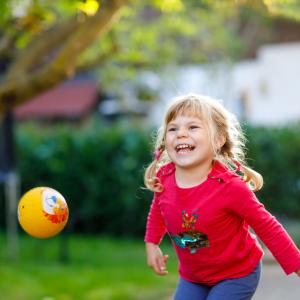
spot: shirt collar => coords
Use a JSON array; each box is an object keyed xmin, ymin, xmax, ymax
[
  {"xmin": 207, "ymin": 160, "xmax": 233, "ymax": 183},
  {"xmin": 159, "ymin": 160, "xmax": 233, "ymax": 183}
]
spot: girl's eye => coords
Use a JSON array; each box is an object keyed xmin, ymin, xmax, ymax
[
  {"xmin": 168, "ymin": 127, "xmax": 177, "ymax": 132},
  {"xmin": 190, "ymin": 126, "xmax": 200, "ymax": 130}
]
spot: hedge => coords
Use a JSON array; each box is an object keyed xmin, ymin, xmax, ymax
[
  {"xmin": 13, "ymin": 120, "xmax": 154, "ymax": 236},
  {"xmin": 1, "ymin": 119, "xmax": 300, "ymax": 235},
  {"xmin": 245, "ymin": 123, "xmax": 300, "ymax": 217}
]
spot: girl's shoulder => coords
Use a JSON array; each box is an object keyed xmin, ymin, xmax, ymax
[
  {"xmin": 153, "ymin": 163, "xmax": 175, "ymax": 195},
  {"xmin": 210, "ymin": 160, "xmax": 241, "ymax": 183},
  {"xmin": 226, "ymin": 171, "xmax": 255, "ymax": 196},
  {"xmin": 213, "ymin": 162, "xmax": 253, "ymax": 194}
]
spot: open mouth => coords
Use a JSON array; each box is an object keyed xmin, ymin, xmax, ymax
[{"xmin": 175, "ymin": 144, "xmax": 195, "ymax": 154}]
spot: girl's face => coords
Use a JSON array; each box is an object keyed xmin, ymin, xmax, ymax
[{"xmin": 165, "ymin": 114, "xmax": 214, "ymax": 171}]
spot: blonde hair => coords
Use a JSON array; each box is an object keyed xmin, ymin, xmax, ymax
[{"xmin": 144, "ymin": 94, "xmax": 263, "ymax": 192}]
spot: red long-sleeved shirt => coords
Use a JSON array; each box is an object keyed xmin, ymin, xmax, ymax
[{"xmin": 145, "ymin": 161, "xmax": 300, "ymax": 285}]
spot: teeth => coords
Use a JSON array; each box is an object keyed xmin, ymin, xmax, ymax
[{"xmin": 176, "ymin": 144, "xmax": 193, "ymax": 150}]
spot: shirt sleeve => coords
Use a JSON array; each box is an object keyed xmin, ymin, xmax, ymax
[
  {"xmin": 144, "ymin": 192, "xmax": 167, "ymax": 245},
  {"xmin": 227, "ymin": 179, "xmax": 300, "ymax": 275}
]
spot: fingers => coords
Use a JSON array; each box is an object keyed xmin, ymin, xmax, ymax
[
  {"xmin": 163, "ymin": 254, "xmax": 169, "ymax": 263},
  {"xmin": 147, "ymin": 255, "xmax": 168, "ymax": 275},
  {"xmin": 160, "ymin": 254, "xmax": 168, "ymax": 271},
  {"xmin": 153, "ymin": 254, "xmax": 168, "ymax": 276},
  {"xmin": 145, "ymin": 243, "xmax": 169, "ymax": 276}
]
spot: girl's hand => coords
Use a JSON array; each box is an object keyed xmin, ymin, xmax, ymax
[
  {"xmin": 145, "ymin": 242, "xmax": 169, "ymax": 276},
  {"xmin": 296, "ymin": 269, "xmax": 300, "ymax": 277}
]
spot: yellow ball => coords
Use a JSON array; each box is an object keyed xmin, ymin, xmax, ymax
[{"xmin": 18, "ymin": 187, "xmax": 69, "ymax": 238}]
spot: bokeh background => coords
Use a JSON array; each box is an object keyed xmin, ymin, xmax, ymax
[{"xmin": 0, "ymin": 1, "xmax": 300, "ymax": 299}]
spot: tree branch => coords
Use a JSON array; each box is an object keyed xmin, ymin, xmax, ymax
[
  {"xmin": 0, "ymin": 0, "xmax": 128, "ymax": 112},
  {"xmin": 5, "ymin": 16, "xmax": 81, "ymax": 81}
]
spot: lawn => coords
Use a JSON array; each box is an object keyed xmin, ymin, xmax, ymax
[
  {"xmin": 0, "ymin": 234, "xmax": 178, "ymax": 300},
  {"xmin": 2, "ymin": 221, "xmax": 300, "ymax": 300}
]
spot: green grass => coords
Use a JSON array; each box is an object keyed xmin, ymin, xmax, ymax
[
  {"xmin": 5, "ymin": 221, "xmax": 299, "ymax": 300},
  {"xmin": 0, "ymin": 234, "xmax": 178, "ymax": 300}
]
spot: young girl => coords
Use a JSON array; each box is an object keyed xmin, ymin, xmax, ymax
[{"xmin": 144, "ymin": 94, "xmax": 300, "ymax": 300}]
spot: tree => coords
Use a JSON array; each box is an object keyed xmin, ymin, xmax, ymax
[
  {"xmin": 0, "ymin": 0, "xmax": 128, "ymax": 112},
  {"xmin": 0, "ymin": 0, "xmax": 299, "ymax": 113}
]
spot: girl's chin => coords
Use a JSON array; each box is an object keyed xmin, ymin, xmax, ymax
[
  {"xmin": 173, "ymin": 159, "xmax": 197, "ymax": 168},
  {"xmin": 173, "ymin": 151, "xmax": 195, "ymax": 158},
  {"xmin": 171, "ymin": 156, "xmax": 211, "ymax": 169}
]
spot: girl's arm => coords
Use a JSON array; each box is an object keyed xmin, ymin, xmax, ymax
[
  {"xmin": 144, "ymin": 193, "xmax": 167, "ymax": 245},
  {"xmin": 144, "ymin": 193, "xmax": 168, "ymax": 275},
  {"xmin": 228, "ymin": 180, "xmax": 300, "ymax": 275}
]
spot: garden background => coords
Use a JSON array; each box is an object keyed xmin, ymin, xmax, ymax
[{"xmin": 1, "ymin": 1, "xmax": 300, "ymax": 299}]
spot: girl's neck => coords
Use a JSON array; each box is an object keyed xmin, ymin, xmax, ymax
[{"xmin": 175, "ymin": 159, "xmax": 214, "ymax": 188}]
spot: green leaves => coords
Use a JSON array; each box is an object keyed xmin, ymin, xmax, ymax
[
  {"xmin": 245, "ymin": 123, "xmax": 300, "ymax": 217},
  {"xmin": 263, "ymin": 0, "xmax": 300, "ymax": 21},
  {"xmin": 15, "ymin": 120, "xmax": 153, "ymax": 235},
  {"xmin": 0, "ymin": 1, "xmax": 11, "ymax": 25},
  {"xmin": 151, "ymin": 0, "xmax": 185, "ymax": 12}
]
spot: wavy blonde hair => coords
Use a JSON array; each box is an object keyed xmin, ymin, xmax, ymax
[{"xmin": 144, "ymin": 94, "xmax": 263, "ymax": 192}]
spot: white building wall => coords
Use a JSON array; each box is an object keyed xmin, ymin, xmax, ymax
[
  {"xmin": 149, "ymin": 42, "xmax": 300, "ymax": 126},
  {"xmin": 249, "ymin": 43, "xmax": 300, "ymax": 124}
]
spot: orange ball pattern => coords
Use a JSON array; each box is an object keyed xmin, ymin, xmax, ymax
[{"xmin": 18, "ymin": 187, "xmax": 69, "ymax": 238}]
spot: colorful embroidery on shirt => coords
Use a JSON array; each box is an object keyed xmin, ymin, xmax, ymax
[{"xmin": 171, "ymin": 210, "xmax": 210, "ymax": 254}]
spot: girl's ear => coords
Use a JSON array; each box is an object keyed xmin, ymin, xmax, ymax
[{"xmin": 217, "ymin": 135, "xmax": 226, "ymax": 150}]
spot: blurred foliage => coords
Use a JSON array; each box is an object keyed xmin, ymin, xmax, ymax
[
  {"xmin": 245, "ymin": 122, "xmax": 300, "ymax": 217},
  {"xmin": 263, "ymin": 0, "xmax": 300, "ymax": 20},
  {"xmin": 1, "ymin": 120, "xmax": 300, "ymax": 234},
  {"xmin": 13, "ymin": 119, "xmax": 154, "ymax": 236},
  {"xmin": 95, "ymin": 1, "xmax": 259, "ymax": 90},
  {"xmin": 1, "ymin": 0, "xmax": 300, "ymax": 100}
]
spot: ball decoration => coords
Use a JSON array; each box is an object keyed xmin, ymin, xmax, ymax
[{"xmin": 18, "ymin": 187, "xmax": 69, "ymax": 238}]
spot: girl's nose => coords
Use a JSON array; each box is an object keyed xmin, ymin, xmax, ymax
[{"xmin": 177, "ymin": 127, "xmax": 188, "ymax": 137}]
